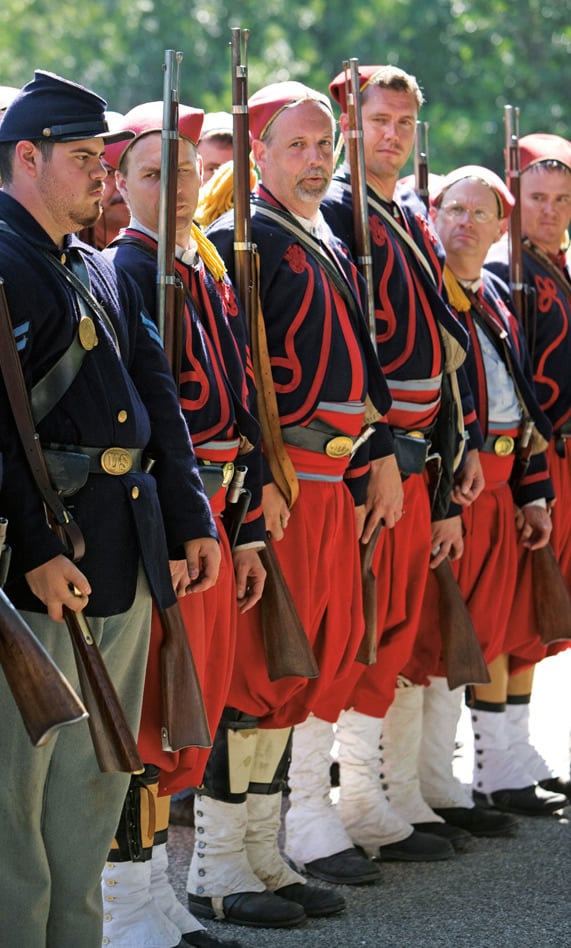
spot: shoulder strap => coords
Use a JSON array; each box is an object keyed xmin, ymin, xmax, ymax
[{"xmin": 0, "ymin": 279, "xmax": 85, "ymax": 559}]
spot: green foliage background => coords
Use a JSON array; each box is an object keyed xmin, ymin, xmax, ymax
[{"xmin": 0, "ymin": 0, "xmax": 568, "ymax": 175}]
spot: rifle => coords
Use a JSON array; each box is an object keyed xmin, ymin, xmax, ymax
[
  {"xmin": 414, "ymin": 120, "xmax": 430, "ymax": 211},
  {"xmin": 504, "ymin": 108, "xmax": 571, "ymax": 647},
  {"xmin": 156, "ymin": 49, "xmax": 212, "ymax": 752},
  {"xmin": 0, "ymin": 519, "xmax": 87, "ymax": 746},
  {"xmin": 0, "ymin": 281, "xmax": 144, "ymax": 772},
  {"xmin": 231, "ymin": 27, "xmax": 317, "ymax": 680},
  {"xmin": 343, "ymin": 58, "xmax": 383, "ymax": 664},
  {"xmin": 157, "ymin": 48, "xmax": 185, "ymax": 385}
]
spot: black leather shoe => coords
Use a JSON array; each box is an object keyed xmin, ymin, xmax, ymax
[
  {"xmin": 188, "ymin": 891, "xmax": 306, "ymax": 928},
  {"xmin": 539, "ymin": 776, "xmax": 571, "ymax": 802},
  {"xmin": 170, "ymin": 795, "xmax": 195, "ymax": 827},
  {"xmin": 412, "ymin": 821, "xmax": 472, "ymax": 852},
  {"xmin": 275, "ymin": 882, "xmax": 346, "ymax": 917},
  {"xmin": 473, "ymin": 784, "xmax": 567, "ymax": 816},
  {"xmin": 182, "ymin": 931, "xmax": 245, "ymax": 947},
  {"xmin": 433, "ymin": 806, "xmax": 518, "ymax": 837},
  {"xmin": 377, "ymin": 829, "xmax": 454, "ymax": 862},
  {"xmin": 304, "ymin": 847, "xmax": 382, "ymax": 885}
]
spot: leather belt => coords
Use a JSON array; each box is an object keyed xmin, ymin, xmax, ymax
[
  {"xmin": 47, "ymin": 444, "xmax": 144, "ymax": 475},
  {"xmin": 481, "ymin": 434, "xmax": 516, "ymax": 457},
  {"xmin": 282, "ymin": 422, "xmax": 355, "ymax": 459}
]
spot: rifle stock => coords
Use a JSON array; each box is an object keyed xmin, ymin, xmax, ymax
[
  {"xmin": 356, "ymin": 520, "xmax": 383, "ymax": 665},
  {"xmin": 154, "ymin": 49, "xmax": 212, "ymax": 753},
  {"xmin": 0, "ymin": 589, "xmax": 87, "ymax": 747},
  {"xmin": 258, "ymin": 537, "xmax": 319, "ymax": 681},
  {"xmin": 158, "ymin": 602, "xmax": 212, "ymax": 751},
  {"xmin": 63, "ymin": 605, "xmax": 144, "ymax": 771},
  {"xmin": 434, "ymin": 559, "xmax": 490, "ymax": 690},
  {"xmin": 531, "ymin": 544, "xmax": 571, "ymax": 646},
  {"xmin": 231, "ymin": 28, "xmax": 317, "ymax": 681}
]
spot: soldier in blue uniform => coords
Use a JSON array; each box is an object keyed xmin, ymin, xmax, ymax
[{"xmin": 0, "ymin": 71, "xmax": 219, "ymax": 948}]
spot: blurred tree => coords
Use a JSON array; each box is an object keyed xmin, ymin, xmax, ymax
[{"xmin": 0, "ymin": 0, "xmax": 567, "ymax": 171}]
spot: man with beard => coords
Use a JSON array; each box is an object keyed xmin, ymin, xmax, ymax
[{"xmin": 185, "ymin": 80, "xmax": 394, "ymax": 928}]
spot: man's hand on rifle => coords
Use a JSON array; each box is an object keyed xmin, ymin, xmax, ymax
[
  {"xmin": 452, "ymin": 448, "xmax": 485, "ymax": 507},
  {"xmin": 183, "ymin": 537, "xmax": 221, "ymax": 593},
  {"xmin": 515, "ymin": 503, "xmax": 552, "ymax": 551},
  {"xmin": 430, "ymin": 515, "xmax": 464, "ymax": 569},
  {"xmin": 361, "ymin": 454, "xmax": 404, "ymax": 540},
  {"xmin": 262, "ymin": 482, "xmax": 290, "ymax": 541},
  {"xmin": 25, "ymin": 554, "xmax": 91, "ymax": 622},
  {"xmin": 233, "ymin": 548, "xmax": 266, "ymax": 613}
]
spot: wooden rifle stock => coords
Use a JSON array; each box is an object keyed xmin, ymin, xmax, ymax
[
  {"xmin": 231, "ymin": 28, "xmax": 316, "ymax": 681},
  {"xmin": 63, "ymin": 605, "xmax": 144, "ymax": 771},
  {"xmin": 258, "ymin": 536, "xmax": 319, "ymax": 681},
  {"xmin": 158, "ymin": 602, "xmax": 211, "ymax": 751},
  {"xmin": 510, "ymin": 423, "xmax": 571, "ymax": 646},
  {"xmin": 504, "ymin": 105, "xmax": 525, "ymax": 321},
  {"xmin": 357, "ymin": 520, "xmax": 383, "ymax": 665},
  {"xmin": 156, "ymin": 49, "xmax": 212, "ymax": 753},
  {"xmin": 433, "ymin": 559, "xmax": 490, "ymax": 690},
  {"xmin": 0, "ymin": 588, "xmax": 87, "ymax": 747},
  {"xmin": 531, "ymin": 544, "xmax": 571, "ymax": 645}
]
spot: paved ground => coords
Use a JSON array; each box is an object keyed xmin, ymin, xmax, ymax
[{"xmin": 167, "ymin": 651, "xmax": 571, "ymax": 948}]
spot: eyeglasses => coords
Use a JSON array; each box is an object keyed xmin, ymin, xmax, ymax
[{"xmin": 440, "ymin": 203, "xmax": 498, "ymax": 224}]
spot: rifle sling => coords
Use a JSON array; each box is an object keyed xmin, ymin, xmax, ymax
[
  {"xmin": 464, "ymin": 286, "xmax": 547, "ymax": 455},
  {"xmin": 0, "ymin": 281, "xmax": 85, "ymax": 560}
]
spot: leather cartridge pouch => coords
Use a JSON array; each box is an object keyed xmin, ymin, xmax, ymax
[
  {"xmin": 198, "ymin": 462, "xmax": 234, "ymax": 499},
  {"xmin": 393, "ymin": 431, "xmax": 428, "ymax": 477},
  {"xmin": 43, "ymin": 449, "xmax": 91, "ymax": 497}
]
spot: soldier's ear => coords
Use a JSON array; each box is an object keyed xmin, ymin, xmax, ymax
[{"xmin": 14, "ymin": 140, "xmax": 41, "ymax": 177}]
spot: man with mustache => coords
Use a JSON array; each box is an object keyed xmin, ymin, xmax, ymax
[
  {"xmin": 185, "ymin": 80, "xmax": 394, "ymax": 927},
  {"xmin": 285, "ymin": 65, "xmax": 501, "ymax": 879}
]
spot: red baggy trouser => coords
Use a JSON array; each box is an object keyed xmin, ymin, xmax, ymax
[
  {"xmin": 404, "ymin": 452, "xmax": 519, "ymax": 684},
  {"xmin": 226, "ymin": 477, "xmax": 365, "ymax": 730},
  {"xmin": 314, "ymin": 472, "xmax": 432, "ymax": 721}
]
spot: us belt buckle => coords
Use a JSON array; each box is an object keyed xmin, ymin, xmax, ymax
[
  {"xmin": 494, "ymin": 435, "xmax": 515, "ymax": 457},
  {"xmin": 325, "ymin": 435, "xmax": 354, "ymax": 459},
  {"xmin": 222, "ymin": 462, "xmax": 235, "ymax": 487},
  {"xmin": 100, "ymin": 447, "xmax": 133, "ymax": 475}
]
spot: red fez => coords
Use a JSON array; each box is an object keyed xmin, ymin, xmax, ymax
[
  {"xmin": 248, "ymin": 81, "xmax": 333, "ymax": 141},
  {"xmin": 104, "ymin": 101, "xmax": 204, "ymax": 170},
  {"xmin": 431, "ymin": 165, "xmax": 515, "ymax": 219},
  {"xmin": 329, "ymin": 66, "xmax": 388, "ymax": 113},
  {"xmin": 519, "ymin": 133, "xmax": 571, "ymax": 174},
  {"xmin": 397, "ymin": 171, "xmax": 444, "ymax": 198}
]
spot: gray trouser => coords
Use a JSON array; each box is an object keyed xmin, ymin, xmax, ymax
[{"xmin": 0, "ymin": 567, "xmax": 152, "ymax": 948}]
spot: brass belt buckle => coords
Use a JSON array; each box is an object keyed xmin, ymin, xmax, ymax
[
  {"xmin": 222, "ymin": 462, "xmax": 235, "ymax": 487},
  {"xmin": 100, "ymin": 447, "xmax": 133, "ymax": 475},
  {"xmin": 493, "ymin": 435, "xmax": 515, "ymax": 457},
  {"xmin": 325, "ymin": 435, "xmax": 354, "ymax": 459}
]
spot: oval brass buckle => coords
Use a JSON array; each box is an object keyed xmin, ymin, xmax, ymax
[
  {"xmin": 325, "ymin": 435, "xmax": 354, "ymax": 459},
  {"xmin": 100, "ymin": 447, "xmax": 133, "ymax": 475},
  {"xmin": 493, "ymin": 435, "xmax": 515, "ymax": 457}
]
